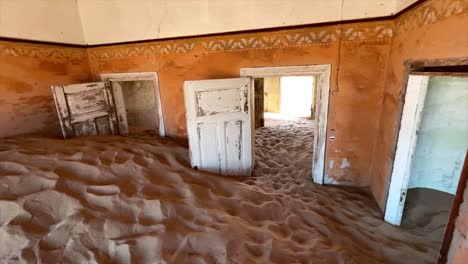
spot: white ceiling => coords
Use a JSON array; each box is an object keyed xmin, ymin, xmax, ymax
[{"xmin": 0, "ymin": 0, "xmax": 418, "ymax": 45}]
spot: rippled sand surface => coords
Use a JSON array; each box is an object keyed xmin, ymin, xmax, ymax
[{"xmin": 0, "ymin": 119, "xmax": 438, "ymax": 263}]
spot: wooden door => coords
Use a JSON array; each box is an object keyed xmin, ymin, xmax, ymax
[
  {"xmin": 109, "ymin": 80, "xmax": 129, "ymax": 135},
  {"xmin": 254, "ymin": 78, "xmax": 265, "ymax": 128},
  {"xmin": 184, "ymin": 78, "xmax": 253, "ymax": 176},
  {"xmin": 51, "ymin": 82, "xmax": 119, "ymax": 138}
]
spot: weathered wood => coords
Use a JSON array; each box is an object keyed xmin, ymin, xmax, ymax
[
  {"xmin": 104, "ymin": 81, "xmax": 118, "ymax": 135},
  {"xmin": 254, "ymin": 78, "xmax": 264, "ymax": 129},
  {"xmin": 405, "ymin": 57, "xmax": 468, "ymax": 69},
  {"xmin": 184, "ymin": 78, "xmax": 253, "ymax": 176},
  {"xmin": 51, "ymin": 86, "xmax": 73, "ymax": 138},
  {"xmin": 101, "ymin": 72, "xmax": 165, "ymax": 137},
  {"xmin": 384, "ymin": 75, "xmax": 429, "ymax": 225},
  {"xmin": 313, "ymin": 66, "xmax": 331, "ymax": 185},
  {"xmin": 109, "ymin": 81, "xmax": 129, "ymax": 135},
  {"xmin": 408, "ymin": 72, "xmax": 468, "ymax": 77},
  {"xmin": 51, "ymin": 82, "xmax": 119, "ymax": 138},
  {"xmin": 240, "ymin": 65, "xmax": 331, "ymax": 77},
  {"xmin": 62, "ymin": 82, "xmax": 105, "ymax": 93}
]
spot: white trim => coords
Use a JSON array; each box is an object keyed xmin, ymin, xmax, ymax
[
  {"xmin": 100, "ymin": 72, "xmax": 166, "ymax": 137},
  {"xmin": 241, "ymin": 65, "xmax": 331, "ymax": 77},
  {"xmin": 107, "ymin": 80, "xmax": 130, "ymax": 135},
  {"xmin": 241, "ymin": 65, "xmax": 331, "ymax": 185},
  {"xmin": 384, "ymin": 75, "xmax": 430, "ymax": 225}
]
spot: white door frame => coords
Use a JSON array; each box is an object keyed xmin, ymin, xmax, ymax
[
  {"xmin": 100, "ymin": 72, "xmax": 165, "ymax": 137},
  {"xmin": 384, "ymin": 74, "xmax": 430, "ymax": 225},
  {"xmin": 240, "ymin": 65, "xmax": 331, "ymax": 184}
]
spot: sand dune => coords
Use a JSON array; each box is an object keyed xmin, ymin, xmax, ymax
[{"xmin": 0, "ymin": 120, "xmax": 440, "ymax": 263}]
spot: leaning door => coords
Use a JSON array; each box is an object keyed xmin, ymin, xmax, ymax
[
  {"xmin": 108, "ymin": 80, "xmax": 129, "ymax": 136},
  {"xmin": 51, "ymin": 82, "xmax": 119, "ymax": 138},
  {"xmin": 184, "ymin": 78, "xmax": 253, "ymax": 176}
]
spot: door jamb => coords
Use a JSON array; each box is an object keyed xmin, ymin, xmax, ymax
[
  {"xmin": 384, "ymin": 74, "xmax": 429, "ymax": 225},
  {"xmin": 240, "ymin": 65, "xmax": 331, "ymax": 185},
  {"xmin": 100, "ymin": 72, "xmax": 165, "ymax": 137}
]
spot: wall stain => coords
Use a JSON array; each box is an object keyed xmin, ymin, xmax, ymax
[
  {"xmin": 38, "ymin": 61, "xmax": 68, "ymax": 75},
  {"xmin": 0, "ymin": 75, "xmax": 34, "ymax": 94}
]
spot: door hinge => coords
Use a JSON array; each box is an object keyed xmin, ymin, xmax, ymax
[{"xmin": 399, "ymin": 190, "xmax": 407, "ymax": 204}]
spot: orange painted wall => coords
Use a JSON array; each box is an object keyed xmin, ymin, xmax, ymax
[
  {"xmin": 88, "ymin": 21, "xmax": 393, "ymax": 186},
  {"xmin": 0, "ymin": 41, "xmax": 91, "ymax": 138},
  {"xmin": 369, "ymin": 0, "xmax": 468, "ymax": 210}
]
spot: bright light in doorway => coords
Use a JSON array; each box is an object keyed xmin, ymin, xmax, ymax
[{"xmin": 280, "ymin": 76, "xmax": 314, "ymax": 117}]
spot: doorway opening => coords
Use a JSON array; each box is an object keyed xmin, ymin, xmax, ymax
[
  {"xmin": 384, "ymin": 71, "xmax": 468, "ymax": 261},
  {"xmin": 100, "ymin": 72, "xmax": 165, "ymax": 137},
  {"xmin": 258, "ymin": 76, "xmax": 315, "ymax": 128},
  {"xmin": 241, "ymin": 65, "xmax": 331, "ymax": 184}
]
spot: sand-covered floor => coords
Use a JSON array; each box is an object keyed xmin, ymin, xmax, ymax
[
  {"xmin": 0, "ymin": 118, "xmax": 441, "ymax": 263},
  {"xmin": 402, "ymin": 188, "xmax": 453, "ymax": 244}
]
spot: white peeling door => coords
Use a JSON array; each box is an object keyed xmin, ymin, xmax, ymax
[
  {"xmin": 51, "ymin": 82, "xmax": 119, "ymax": 138},
  {"xmin": 108, "ymin": 80, "xmax": 129, "ymax": 136},
  {"xmin": 184, "ymin": 78, "xmax": 253, "ymax": 176}
]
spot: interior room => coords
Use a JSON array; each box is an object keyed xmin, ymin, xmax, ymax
[
  {"xmin": 261, "ymin": 76, "xmax": 316, "ymax": 125},
  {"xmin": 118, "ymin": 80, "xmax": 159, "ymax": 132},
  {"xmin": 0, "ymin": 0, "xmax": 467, "ymax": 263}
]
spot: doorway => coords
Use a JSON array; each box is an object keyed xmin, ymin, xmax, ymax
[
  {"xmin": 100, "ymin": 72, "xmax": 165, "ymax": 137},
  {"xmin": 384, "ymin": 73, "xmax": 468, "ymax": 255},
  {"xmin": 259, "ymin": 76, "xmax": 315, "ymax": 126},
  {"xmin": 241, "ymin": 65, "xmax": 331, "ymax": 184}
]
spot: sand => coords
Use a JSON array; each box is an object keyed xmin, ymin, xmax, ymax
[
  {"xmin": 0, "ymin": 117, "xmax": 441, "ymax": 263},
  {"xmin": 402, "ymin": 188, "xmax": 453, "ymax": 245}
]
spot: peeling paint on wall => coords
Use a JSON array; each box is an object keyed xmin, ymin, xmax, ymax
[
  {"xmin": 340, "ymin": 158, "xmax": 351, "ymax": 169},
  {"xmin": 324, "ymin": 175, "xmax": 339, "ymax": 184}
]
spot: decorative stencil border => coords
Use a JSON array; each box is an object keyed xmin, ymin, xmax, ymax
[
  {"xmin": 88, "ymin": 22, "xmax": 395, "ymax": 59},
  {"xmin": 198, "ymin": 26, "xmax": 342, "ymax": 53},
  {"xmin": 1, "ymin": 0, "xmax": 466, "ymax": 60},
  {"xmin": 86, "ymin": 41, "xmax": 198, "ymax": 60},
  {"xmin": 395, "ymin": 0, "xmax": 468, "ymax": 34},
  {"xmin": 0, "ymin": 42, "xmax": 87, "ymax": 60}
]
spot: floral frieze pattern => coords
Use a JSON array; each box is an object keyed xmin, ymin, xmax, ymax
[
  {"xmin": 395, "ymin": 0, "xmax": 468, "ymax": 34},
  {"xmin": 0, "ymin": 42, "xmax": 87, "ymax": 60},
  {"xmin": 89, "ymin": 22, "xmax": 395, "ymax": 59},
  {"xmin": 1, "ymin": 0, "xmax": 466, "ymax": 60}
]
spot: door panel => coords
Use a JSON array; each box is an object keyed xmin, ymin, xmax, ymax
[
  {"xmin": 67, "ymin": 88, "xmax": 108, "ymax": 115},
  {"xmin": 197, "ymin": 88, "xmax": 242, "ymax": 116},
  {"xmin": 184, "ymin": 78, "xmax": 253, "ymax": 176},
  {"xmin": 225, "ymin": 120, "xmax": 243, "ymax": 175},
  {"xmin": 51, "ymin": 82, "xmax": 119, "ymax": 138},
  {"xmin": 198, "ymin": 123, "xmax": 221, "ymax": 174}
]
